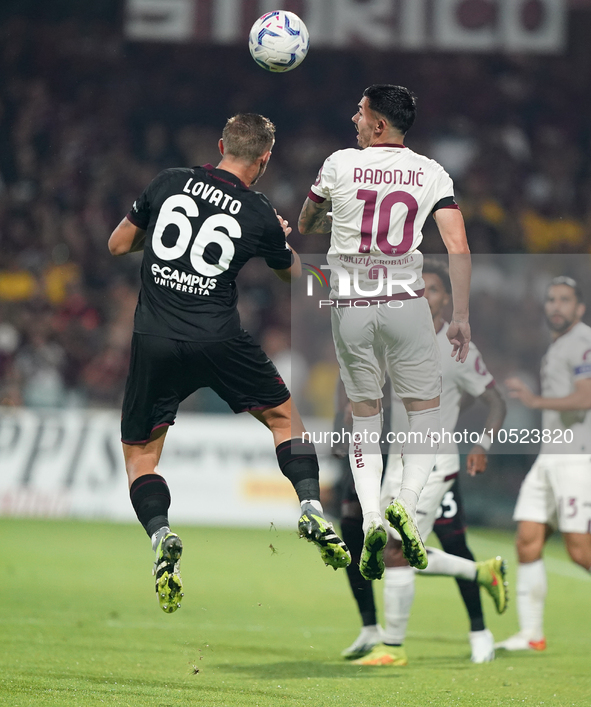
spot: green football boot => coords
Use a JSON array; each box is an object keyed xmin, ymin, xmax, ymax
[
  {"xmin": 153, "ymin": 532, "xmax": 184, "ymax": 614},
  {"xmin": 384, "ymin": 499, "xmax": 428, "ymax": 570},
  {"xmin": 351, "ymin": 644, "xmax": 408, "ymax": 666},
  {"xmin": 298, "ymin": 508, "xmax": 351, "ymax": 570},
  {"xmin": 476, "ymin": 556, "xmax": 508, "ymax": 614},
  {"xmin": 359, "ymin": 520, "xmax": 388, "ymax": 581}
]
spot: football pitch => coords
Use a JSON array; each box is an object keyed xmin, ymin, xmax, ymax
[{"xmin": 1, "ymin": 518, "xmax": 589, "ymax": 707}]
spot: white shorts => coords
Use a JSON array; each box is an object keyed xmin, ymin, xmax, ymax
[
  {"xmin": 381, "ymin": 455, "xmax": 457, "ymax": 541},
  {"xmin": 331, "ymin": 297, "xmax": 442, "ymax": 403},
  {"xmin": 513, "ymin": 454, "xmax": 591, "ymax": 534}
]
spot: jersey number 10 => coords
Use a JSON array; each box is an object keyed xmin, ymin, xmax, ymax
[
  {"xmin": 152, "ymin": 194, "xmax": 242, "ymax": 276},
  {"xmin": 357, "ymin": 189, "xmax": 418, "ymax": 256}
]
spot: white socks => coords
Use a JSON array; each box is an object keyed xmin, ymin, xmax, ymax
[
  {"xmin": 383, "ymin": 566, "xmax": 415, "ymax": 645},
  {"xmin": 398, "ymin": 406, "xmax": 440, "ymax": 514},
  {"xmin": 517, "ymin": 559, "xmax": 546, "ymax": 641},
  {"xmin": 418, "ymin": 546, "xmax": 477, "ymax": 581},
  {"xmin": 349, "ymin": 411, "xmax": 384, "ymax": 534}
]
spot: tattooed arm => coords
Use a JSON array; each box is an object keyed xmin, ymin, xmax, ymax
[{"xmin": 298, "ymin": 197, "xmax": 333, "ymax": 235}]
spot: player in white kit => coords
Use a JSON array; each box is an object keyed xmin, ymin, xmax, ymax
[
  {"xmin": 345, "ymin": 261, "xmax": 508, "ymax": 666},
  {"xmin": 298, "ymin": 84, "xmax": 471, "ymax": 574},
  {"xmin": 496, "ymin": 277, "xmax": 591, "ymax": 652}
]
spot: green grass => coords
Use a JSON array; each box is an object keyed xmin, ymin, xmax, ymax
[{"xmin": 0, "ymin": 519, "xmax": 589, "ymax": 706}]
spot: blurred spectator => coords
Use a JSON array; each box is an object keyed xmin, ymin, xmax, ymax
[
  {"xmin": 262, "ymin": 327, "xmax": 309, "ymax": 405},
  {"xmin": 1, "ymin": 15, "xmax": 591, "ymax": 409},
  {"xmin": 14, "ymin": 330, "xmax": 66, "ymax": 407},
  {"xmin": 82, "ymin": 343, "xmax": 129, "ymax": 406}
]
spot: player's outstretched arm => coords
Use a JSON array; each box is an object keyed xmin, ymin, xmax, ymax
[
  {"xmin": 506, "ymin": 376, "xmax": 591, "ymax": 411},
  {"xmin": 434, "ymin": 208, "xmax": 471, "ymax": 362},
  {"xmin": 466, "ymin": 385, "xmax": 507, "ymax": 476},
  {"xmin": 108, "ymin": 217, "xmax": 146, "ymax": 256},
  {"xmin": 298, "ymin": 197, "xmax": 332, "ymax": 235}
]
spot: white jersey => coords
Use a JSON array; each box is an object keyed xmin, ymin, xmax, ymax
[
  {"xmin": 539, "ymin": 321, "xmax": 591, "ymax": 454},
  {"xmin": 309, "ymin": 144, "xmax": 456, "ymax": 299},
  {"xmin": 389, "ymin": 322, "xmax": 494, "ymax": 474}
]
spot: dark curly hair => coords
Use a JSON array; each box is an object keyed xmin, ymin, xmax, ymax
[{"xmin": 363, "ymin": 84, "xmax": 417, "ymax": 135}]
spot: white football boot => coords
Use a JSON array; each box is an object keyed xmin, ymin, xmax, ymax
[{"xmin": 495, "ymin": 631, "xmax": 546, "ymax": 651}]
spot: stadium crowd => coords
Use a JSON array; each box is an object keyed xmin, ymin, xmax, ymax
[{"xmin": 1, "ymin": 15, "xmax": 591, "ymax": 411}]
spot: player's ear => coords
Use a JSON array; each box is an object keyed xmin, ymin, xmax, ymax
[
  {"xmin": 577, "ymin": 302, "xmax": 585, "ymax": 319},
  {"xmin": 218, "ymin": 138, "xmax": 225, "ymax": 156}
]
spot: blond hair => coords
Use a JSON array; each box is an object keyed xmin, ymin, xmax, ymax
[{"xmin": 222, "ymin": 113, "xmax": 275, "ymax": 163}]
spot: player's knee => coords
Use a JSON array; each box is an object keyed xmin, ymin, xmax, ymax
[
  {"xmin": 515, "ymin": 533, "xmax": 543, "ymax": 563},
  {"xmin": 564, "ymin": 538, "xmax": 591, "ymax": 569},
  {"xmin": 124, "ymin": 455, "xmax": 141, "ymax": 479},
  {"xmin": 261, "ymin": 405, "xmax": 291, "ymax": 433},
  {"xmin": 124, "ymin": 451, "xmax": 157, "ymax": 483},
  {"xmin": 567, "ymin": 547, "xmax": 590, "ymax": 568}
]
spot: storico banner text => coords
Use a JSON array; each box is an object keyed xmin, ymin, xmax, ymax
[{"xmin": 125, "ymin": 0, "xmax": 565, "ymax": 53}]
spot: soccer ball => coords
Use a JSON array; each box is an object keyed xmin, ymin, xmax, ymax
[{"xmin": 248, "ymin": 11, "xmax": 309, "ymax": 73}]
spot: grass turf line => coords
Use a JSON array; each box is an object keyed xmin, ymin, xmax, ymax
[{"xmin": 0, "ymin": 519, "xmax": 589, "ymax": 706}]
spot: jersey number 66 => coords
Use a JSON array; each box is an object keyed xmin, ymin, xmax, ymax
[{"xmin": 152, "ymin": 194, "xmax": 242, "ymax": 277}]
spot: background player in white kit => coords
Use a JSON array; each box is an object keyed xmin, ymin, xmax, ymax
[
  {"xmin": 346, "ymin": 260, "xmax": 508, "ymax": 667},
  {"xmin": 299, "ymin": 84, "xmax": 471, "ymax": 574},
  {"xmin": 497, "ymin": 277, "xmax": 591, "ymax": 651}
]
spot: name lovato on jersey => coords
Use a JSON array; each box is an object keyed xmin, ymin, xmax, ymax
[
  {"xmin": 151, "ymin": 263, "xmax": 217, "ymax": 295},
  {"xmin": 182, "ymin": 178, "xmax": 242, "ymax": 214}
]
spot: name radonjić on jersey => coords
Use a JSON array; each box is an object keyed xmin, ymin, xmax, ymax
[{"xmin": 151, "ymin": 263, "xmax": 217, "ymax": 295}]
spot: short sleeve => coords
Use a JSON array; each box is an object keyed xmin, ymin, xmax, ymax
[
  {"xmin": 127, "ymin": 189, "xmax": 151, "ymax": 230},
  {"xmin": 431, "ymin": 165, "xmax": 457, "ymax": 214},
  {"xmin": 126, "ymin": 169, "xmax": 173, "ymax": 230},
  {"xmin": 456, "ymin": 342, "xmax": 495, "ymax": 398},
  {"xmin": 256, "ymin": 202, "xmax": 294, "ymax": 271},
  {"xmin": 309, "ymin": 153, "xmax": 338, "ymax": 202},
  {"xmin": 571, "ymin": 342, "xmax": 591, "ymax": 381}
]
